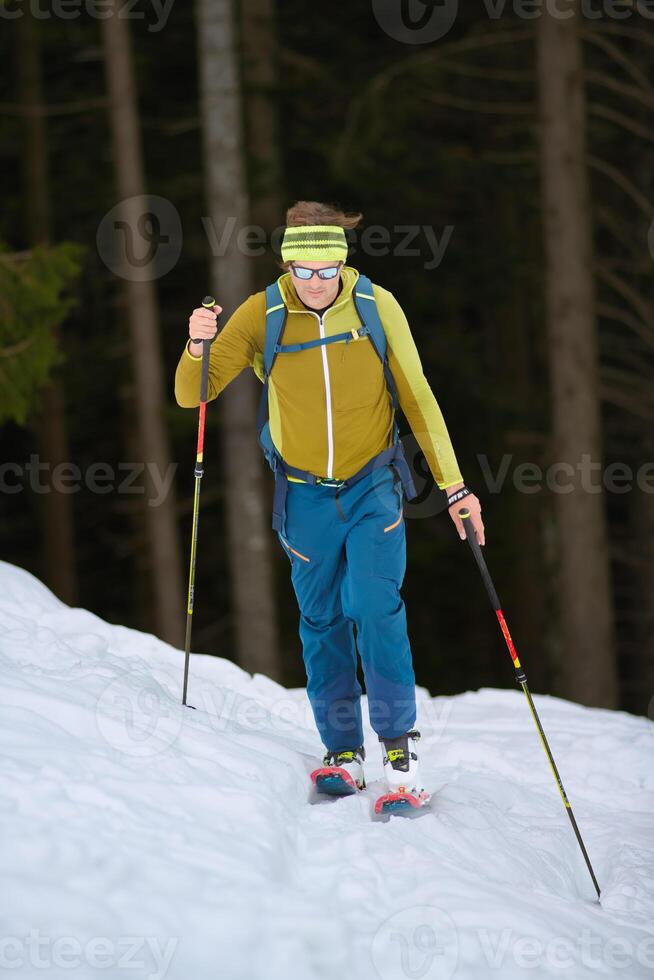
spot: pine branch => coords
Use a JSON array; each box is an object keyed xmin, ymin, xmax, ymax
[
  {"xmin": 597, "ymin": 302, "xmax": 653, "ymax": 349},
  {"xmin": 600, "ymin": 383, "xmax": 654, "ymax": 422},
  {"xmin": 595, "ymin": 205, "xmax": 641, "ymax": 254},
  {"xmin": 333, "ymin": 28, "xmax": 534, "ymax": 176},
  {"xmin": 581, "ymin": 29, "xmax": 653, "ymax": 91},
  {"xmin": 588, "ymin": 156, "xmax": 654, "ymax": 220},
  {"xmin": 425, "ymin": 92, "xmax": 533, "ymax": 115},
  {"xmin": 0, "ymin": 98, "xmax": 107, "ymax": 117},
  {"xmin": 432, "ymin": 60, "xmax": 533, "ymax": 83},
  {"xmin": 589, "ymin": 103, "xmax": 654, "ymax": 143},
  {"xmin": 585, "ymin": 70, "xmax": 654, "ymax": 111},
  {"xmin": 590, "ymin": 23, "xmax": 654, "ymax": 50},
  {"xmin": 0, "ymin": 336, "xmax": 35, "ymax": 359},
  {"xmin": 597, "ymin": 263, "xmax": 654, "ymax": 330}
]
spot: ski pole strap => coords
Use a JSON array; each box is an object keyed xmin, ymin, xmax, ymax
[{"xmin": 447, "ymin": 485, "xmax": 472, "ymax": 506}]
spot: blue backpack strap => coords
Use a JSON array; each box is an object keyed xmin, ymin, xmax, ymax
[
  {"xmin": 352, "ymin": 275, "xmax": 399, "ymax": 411},
  {"xmin": 352, "ymin": 276, "xmax": 417, "ymax": 498},
  {"xmin": 275, "ymin": 326, "xmax": 368, "ymax": 355},
  {"xmin": 263, "ymin": 281, "xmax": 287, "ymax": 377},
  {"xmin": 257, "ymin": 281, "xmax": 288, "ymax": 442}
]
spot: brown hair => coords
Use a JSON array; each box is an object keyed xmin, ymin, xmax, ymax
[
  {"xmin": 278, "ymin": 200, "xmax": 363, "ymax": 269},
  {"xmin": 285, "ymin": 200, "xmax": 363, "ymax": 230}
]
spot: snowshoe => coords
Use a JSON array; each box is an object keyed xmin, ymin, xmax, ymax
[
  {"xmin": 310, "ymin": 746, "xmax": 366, "ymax": 796},
  {"xmin": 375, "ymin": 730, "xmax": 431, "ymax": 814}
]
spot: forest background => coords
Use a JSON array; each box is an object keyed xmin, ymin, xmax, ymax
[{"xmin": 1, "ymin": 0, "xmax": 652, "ymax": 717}]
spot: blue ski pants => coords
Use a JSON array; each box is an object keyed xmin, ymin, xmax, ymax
[{"xmin": 278, "ymin": 464, "xmax": 417, "ymax": 752}]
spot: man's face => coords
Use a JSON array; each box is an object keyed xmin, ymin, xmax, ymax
[{"xmin": 289, "ymin": 260, "xmax": 343, "ymax": 311}]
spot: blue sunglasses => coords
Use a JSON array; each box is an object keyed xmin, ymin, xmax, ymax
[{"xmin": 290, "ymin": 263, "xmax": 342, "ymax": 281}]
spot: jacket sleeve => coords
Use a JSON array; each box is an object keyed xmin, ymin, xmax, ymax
[
  {"xmin": 174, "ymin": 293, "xmax": 265, "ymax": 408},
  {"xmin": 374, "ymin": 284, "xmax": 464, "ymax": 491}
]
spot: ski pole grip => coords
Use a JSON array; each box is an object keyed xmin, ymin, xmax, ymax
[
  {"xmin": 460, "ymin": 509, "xmax": 501, "ymax": 611},
  {"xmin": 200, "ymin": 295, "xmax": 218, "ymax": 404}
]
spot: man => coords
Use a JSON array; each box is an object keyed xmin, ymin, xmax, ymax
[{"xmin": 175, "ymin": 201, "xmax": 484, "ymax": 807}]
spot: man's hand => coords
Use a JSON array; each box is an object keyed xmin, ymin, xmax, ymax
[
  {"xmin": 446, "ymin": 482, "xmax": 485, "ymax": 545},
  {"xmin": 188, "ymin": 303, "xmax": 222, "ymax": 352}
]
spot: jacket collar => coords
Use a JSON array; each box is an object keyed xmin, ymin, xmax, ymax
[{"xmin": 278, "ymin": 265, "xmax": 360, "ymax": 314}]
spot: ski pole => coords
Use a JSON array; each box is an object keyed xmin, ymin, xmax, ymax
[
  {"xmin": 459, "ymin": 509, "xmax": 601, "ymax": 901},
  {"xmin": 182, "ymin": 295, "xmax": 218, "ymax": 708}
]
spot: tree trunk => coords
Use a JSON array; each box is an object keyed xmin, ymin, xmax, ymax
[
  {"xmin": 17, "ymin": 10, "xmax": 78, "ymax": 606},
  {"xmin": 629, "ymin": 434, "xmax": 654, "ymax": 717},
  {"xmin": 536, "ymin": 2, "xmax": 618, "ymax": 707},
  {"xmin": 101, "ymin": 2, "xmax": 184, "ymax": 647},
  {"xmin": 500, "ymin": 193, "xmax": 549, "ymax": 695},
  {"xmin": 239, "ymin": 0, "xmax": 284, "ymax": 289},
  {"xmin": 196, "ymin": 0, "xmax": 281, "ymax": 680}
]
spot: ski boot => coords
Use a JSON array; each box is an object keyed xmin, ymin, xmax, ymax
[
  {"xmin": 311, "ymin": 745, "xmax": 366, "ymax": 796},
  {"xmin": 375, "ymin": 730, "xmax": 431, "ymax": 814}
]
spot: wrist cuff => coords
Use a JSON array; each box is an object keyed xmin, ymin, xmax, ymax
[
  {"xmin": 185, "ymin": 341, "xmax": 203, "ymax": 361},
  {"xmin": 447, "ymin": 485, "xmax": 472, "ymax": 506}
]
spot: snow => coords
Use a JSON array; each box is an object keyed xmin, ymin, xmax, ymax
[{"xmin": 1, "ymin": 558, "xmax": 653, "ymax": 980}]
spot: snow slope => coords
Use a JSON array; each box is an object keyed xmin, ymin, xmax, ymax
[{"xmin": 1, "ymin": 559, "xmax": 653, "ymax": 980}]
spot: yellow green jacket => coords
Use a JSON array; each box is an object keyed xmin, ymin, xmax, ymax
[{"xmin": 174, "ymin": 266, "xmax": 463, "ymax": 490}]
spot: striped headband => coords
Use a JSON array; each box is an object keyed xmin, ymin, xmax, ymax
[{"xmin": 280, "ymin": 225, "xmax": 348, "ymax": 263}]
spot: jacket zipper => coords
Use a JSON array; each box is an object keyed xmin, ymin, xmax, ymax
[
  {"xmin": 286, "ymin": 278, "xmax": 357, "ymax": 482},
  {"xmin": 311, "ymin": 310, "xmax": 334, "ymax": 479}
]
